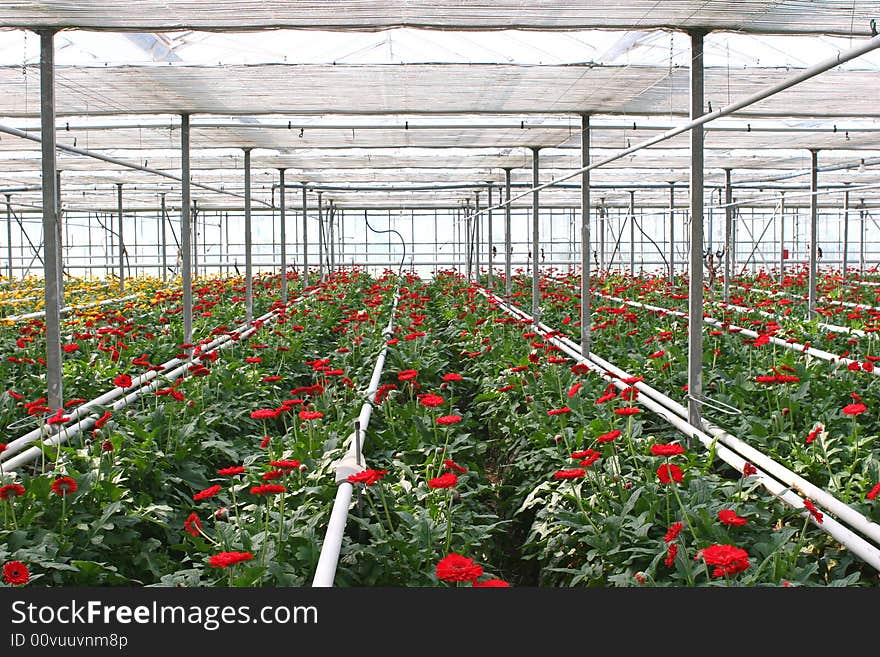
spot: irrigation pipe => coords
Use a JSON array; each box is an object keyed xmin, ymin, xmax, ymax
[
  {"xmin": 713, "ymin": 300, "xmax": 868, "ymax": 338},
  {"xmin": 730, "ymin": 283, "xmax": 880, "ymax": 314},
  {"xmin": 592, "ymin": 290, "xmax": 880, "ymax": 377},
  {"xmin": 312, "ymin": 287, "xmax": 401, "ymax": 587},
  {"xmin": 480, "ymin": 288, "xmax": 880, "ymax": 570},
  {"xmin": 1, "ymin": 286, "xmax": 319, "ymax": 469}
]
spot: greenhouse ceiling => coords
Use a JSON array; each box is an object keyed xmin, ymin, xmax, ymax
[{"xmin": 0, "ymin": 1, "xmax": 879, "ymax": 210}]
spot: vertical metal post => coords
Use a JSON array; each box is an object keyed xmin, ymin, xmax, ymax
[
  {"xmin": 688, "ymin": 30, "xmax": 705, "ymax": 428},
  {"xmin": 628, "ymin": 190, "xmax": 636, "ymax": 276},
  {"xmin": 302, "ymin": 184, "xmax": 309, "ymax": 285},
  {"xmin": 5, "ymin": 194, "xmax": 12, "ymax": 280},
  {"xmin": 317, "ymin": 191, "xmax": 324, "ymax": 282},
  {"xmin": 465, "ymin": 201, "xmax": 473, "ymax": 280},
  {"xmin": 531, "ymin": 147, "xmax": 541, "ymax": 324},
  {"xmin": 192, "ymin": 197, "xmax": 199, "ymax": 279},
  {"xmin": 474, "ymin": 191, "xmax": 481, "ymax": 281},
  {"xmin": 669, "ymin": 183, "xmax": 675, "ymax": 284},
  {"xmin": 56, "ymin": 169, "xmax": 64, "ymax": 303},
  {"xmin": 40, "ymin": 30, "xmax": 62, "ymax": 410},
  {"xmin": 859, "ymin": 201, "xmax": 866, "ymax": 273},
  {"xmin": 778, "ymin": 192, "xmax": 785, "ymax": 286},
  {"xmin": 808, "ymin": 150, "xmax": 819, "ymax": 320},
  {"xmin": 244, "ymin": 148, "xmax": 253, "ymax": 324},
  {"xmin": 181, "ymin": 114, "xmax": 193, "ymax": 351},
  {"xmin": 504, "ymin": 168, "xmax": 512, "ymax": 297},
  {"xmin": 330, "ymin": 201, "xmax": 336, "ymax": 275},
  {"xmin": 160, "ymin": 193, "xmax": 167, "ymax": 281},
  {"xmin": 599, "ymin": 203, "xmax": 606, "ymax": 273},
  {"xmin": 116, "ymin": 183, "xmax": 125, "ymax": 292},
  {"xmin": 433, "ymin": 209, "xmax": 438, "ymax": 272},
  {"xmin": 487, "ymin": 183, "xmax": 494, "ymax": 289},
  {"xmin": 580, "ymin": 114, "xmax": 591, "ymax": 356},
  {"xmin": 842, "ymin": 185, "xmax": 850, "ymax": 281},
  {"xmin": 724, "ymin": 169, "xmax": 733, "ymax": 301},
  {"xmin": 279, "ymin": 170, "xmax": 287, "ymax": 302}
]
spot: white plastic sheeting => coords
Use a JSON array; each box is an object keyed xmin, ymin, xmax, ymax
[{"xmin": 0, "ymin": 1, "xmax": 878, "ymax": 35}]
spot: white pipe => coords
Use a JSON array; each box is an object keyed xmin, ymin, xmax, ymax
[
  {"xmin": 714, "ymin": 300, "xmax": 866, "ymax": 338},
  {"xmin": 481, "ymin": 288, "xmax": 880, "ymax": 569},
  {"xmin": 730, "ymin": 283, "xmax": 880, "ymax": 313},
  {"xmin": 312, "ymin": 288, "xmax": 400, "ymax": 587},
  {"xmin": 2, "ymin": 287, "xmax": 317, "ymax": 465},
  {"xmin": 594, "ymin": 291, "xmax": 880, "ymax": 377}
]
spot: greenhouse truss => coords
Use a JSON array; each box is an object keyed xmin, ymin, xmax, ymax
[{"xmin": 0, "ymin": 1, "xmax": 880, "ymax": 598}]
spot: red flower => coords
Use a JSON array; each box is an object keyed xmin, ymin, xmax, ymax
[
  {"xmin": 650, "ymin": 443, "xmax": 686, "ymax": 457},
  {"xmin": 298, "ymin": 409, "xmax": 324, "ymax": 421},
  {"xmin": 250, "ymin": 408, "xmax": 280, "ymax": 420},
  {"xmin": 842, "ymin": 402, "xmax": 867, "ymax": 416},
  {"xmin": 621, "ymin": 386, "xmax": 639, "ymax": 401},
  {"xmin": 418, "ymin": 394, "xmax": 445, "ymax": 408},
  {"xmin": 435, "ymin": 553, "xmax": 483, "ymax": 583},
  {"xmin": 547, "ymin": 407, "xmax": 571, "ymax": 416},
  {"xmin": 62, "ymin": 343, "xmax": 79, "ymax": 353},
  {"xmin": 113, "ymin": 373, "xmax": 133, "ymax": 388},
  {"xmin": 656, "ymin": 464, "xmax": 683, "ymax": 484},
  {"xmin": 664, "ymin": 542, "xmax": 678, "ymax": 568},
  {"xmin": 46, "ymin": 408, "xmax": 70, "ymax": 425},
  {"xmin": 553, "ymin": 468, "xmax": 586, "ymax": 480},
  {"xmin": 442, "ymin": 373, "xmax": 463, "ymax": 382},
  {"xmin": 444, "ymin": 459, "xmax": 468, "ymax": 474},
  {"xmin": 718, "ymin": 509, "xmax": 748, "ymax": 526},
  {"xmin": 348, "ymin": 469, "xmax": 388, "ymax": 486},
  {"xmin": 698, "ymin": 544, "xmax": 750, "ymax": 577},
  {"xmin": 472, "ymin": 578, "xmax": 510, "ymax": 587},
  {"xmin": 0, "ymin": 483, "xmax": 26, "ymax": 501},
  {"xmin": 649, "ymin": 350, "xmax": 665, "ymax": 359},
  {"xmin": 596, "ymin": 429, "xmax": 622, "ymax": 443},
  {"xmin": 193, "ymin": 484, "xmax": 221, "ymax": 501},
  {"xmin": 269, "ymin": 459, "xmax": 301, "ymax": 471},
  {"xmin": 866, "ymin": 482, "xmax": 880, "ymax": 501},
  {"xmin": 804, "ymin": 499, "xmax": 823, "ymax": 524},
  {"xmin": 428, "ymin": 473, "xmax": 458, "ymax": 489},
  {"xmin": 806, "ymin": 425, "xmax": 823, "ymax": 444},
  {"xmin": 742, "ymin": 461, "xmax": 758, "ymax": 478},
  {"xmin": 208, "ymin": 551, "xmax": 254, "ymax": 568},
  {"xmin": 436, "ymin": 415, "xmax": 462, "ymax": 426},
  {"xmin": 578, "ymin": 451, "xmax": 601, "ymax": 467},
  {"xmin": 259, "ymin": 436, "xmax": 271, "ymax": 448},
  {"xmin": 250, "ymin": 484, "xmax": 286, "ymax": 496},
  {"xmin": 3, "ymin": 561, "xmax": 30, "ymax": 586},
  {"xmin": 184, "ymin": 513, "xmax": 202, "ymax": 537},
  {"xmin": 567, "ymin": 382, "xmax": 583, "ymax": 398},
  {"xmin": 397, "ymin": 369, "xmax": 419, "ymax": 381},
  {"xmin": 217, "ymin": 466, "xmax": 246, "ymax": 476},
  {"xmin": 664, "ymin": 521, "xmax": 683, "ymax": 543},
  {"xmin": 93, "ymin": 410, "xmax": 113, "ymax": 430},
  {"xmin": 263, "ymin": 470, "xmax": 284, "ymax": 481},
  {"xmin": 50, "ymin": 477, "xmax": 78, "ymax": 497},
  {"xmin": 245, "ymin": 356, "xmax": 262, "ymax": 364},
  {"xmin": 614, "ymin": 406, "xmax": 641, "ymax": 416}
]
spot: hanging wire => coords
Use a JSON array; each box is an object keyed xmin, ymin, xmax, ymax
[{"xmin": 364, "ymin": 210, "xmax": 407, "ymax": 278}]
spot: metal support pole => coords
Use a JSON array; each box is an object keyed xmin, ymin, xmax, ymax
[
  {"xmin": 279, "ymin": 169, "xmax": 288, "ymax": 301},
  {"xmin": 40, "ymin": 30, "xmax": 63, "ymax": 410},
  {"xmin": 669, "ymin": 183, "xmax": 675, "ymax": 284},
  {"xmin": 317, "ymin": 191, "xmax": 324, "ymax": 282},
  {"xmin": 487, "ymin": 183, "xmax": 494, "ymax": 289},
  {"xmin": 56, "ymin": 169, "xmax": 63, "ymax": 304},
  {"xmin": 302, "ymin": 184, "xmax": 309, "ymax": 285},
  {"xmin": 330, "ymin": 201, "xmax": 336, "ymax": 274},
  {"xmin": 244, "ymin": 148, "xmax": 253, "ymax": 324},
  {"xmin": 474, "ymin": 191, "xmax": 481, "ymax": 281},
  {"xmin": 116, "ymin": 183, "xmax": 124, "ymax": 293},
  {"xmin": 860, "ymin": 202, "xmax": 866, "ymax": 273},
  {"xmin": 808, "ymin": 150, "xmax": 819, "ymax": 320},
  {"xmin": 181, "ymin": 114, "xmax": 193, "ymax": 351},
  {"xmin": 779, "ymin": 192, "xmax": 785, "ymax": 286},
  {"xmin": 5, "ymin": 194, "xmax": 12, "ymax": 280},
  {"xmin": 504, "ymin": 168, "xmax": 512, "ymax": 297},
  {"xmin": 192, "ymin": 197, "xmax": 199, "ymax": 279},
  {"xmin": 842, "ymin": 185, "xmax": 850, "ymax": 281},
  {"xmin": 629, "ymin": 190, "xmax": 636, "ymax": 276},
  {"xmin": 599, "ymin": 203, "xmax": 606, "ymax": 274},
  {"xmin": 160, "ymin": 193, "xmax": 167, "ymax": 281},
  {"xmin": 531, "ymin": 147, "xmax": 541, "ymax": 324},
  {"xmin": 580, "ymin": 114, "xmax": 591, "ymax": 356},
  {"xmin": 724, "ymin": 169, "xmax": 733, "ymax": 301},
  {"xmin": 688, "ymin": 30, "xmax": 705, "ymax": 428}
]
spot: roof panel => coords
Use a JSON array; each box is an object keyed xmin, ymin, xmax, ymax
[{"xmin": 1, "ymin": 2, "xmax": 878, "ymax": 36}]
